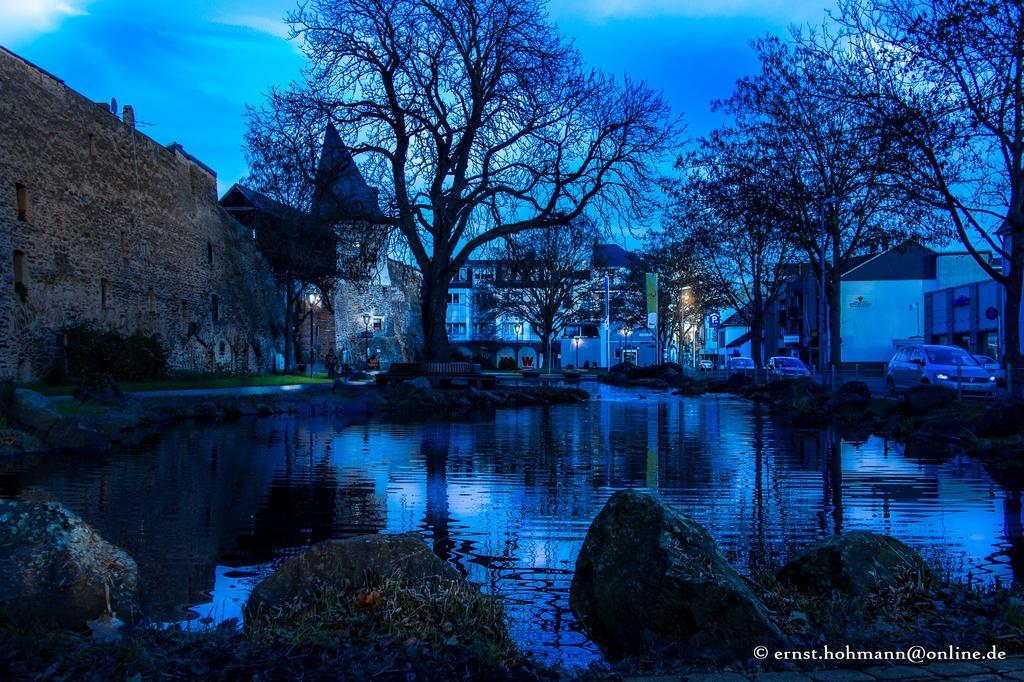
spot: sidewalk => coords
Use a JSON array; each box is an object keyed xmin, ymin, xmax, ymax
[{"xmin": 630, "ymin": 657, "xmax": 1024, "ymax": 681}]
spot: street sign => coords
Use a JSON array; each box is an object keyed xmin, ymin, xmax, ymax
[{"xmin": 708, "ymin": 312, "xmax": 721, "ymax": 328}]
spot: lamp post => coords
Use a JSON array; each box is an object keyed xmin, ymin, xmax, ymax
[
  {"xmin": 307, "ymin": 291, "xmax": 318, "ymax": 378},
  {"xmin": 362, "ymin": 312, "xmax": 371, "ymax": 369},
  {"xmin": 514, "ymin": 322, "xmax": 522, "ymax": 368},
  {"xmin": 573, "ymin": 335, "xmax": 582, "ymax": 368},
  {"xmin": 819, "ymin": 196, "xmax": 838, "ymax": 379},
  {"xmin": 620, "ymin": 326, "xmax": 631, "ymax": 364}
]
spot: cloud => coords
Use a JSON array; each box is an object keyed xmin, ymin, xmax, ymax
[
  {"xmin": 549, "ymin": 0, "xmax": 830, "ymax": 23},
  {"xmin": 215, "ymin": 13, "xmax": 292, "ymax": 39},
  {"xmin": 0, "ymin": 0, "xmax": 90, "ymax": 45}
]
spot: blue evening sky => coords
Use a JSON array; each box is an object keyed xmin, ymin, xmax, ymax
[{"xmin": 1, "ymin": 0, "xmax": 834, "ymax": 196}]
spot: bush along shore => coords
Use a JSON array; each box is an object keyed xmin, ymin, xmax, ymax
[
  {"xmin": 2, "ymin": 492, "xmax": 1022, "ymax": 680},
  {"xmin": 0, "ymin": 374, "xmax": 589, "ymax": 456},
  {"xmin": 601, "ymin": 362, "xmax": 1024, "ymax": 483}
]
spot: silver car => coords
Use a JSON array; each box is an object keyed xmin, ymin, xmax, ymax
[
  {"xmin": 767, "ymin": 356, "xmax": 810, "ymax": 378},
  {"xmin": 886, "ymin": 344, "xmax": 997, "ymax": 397}
]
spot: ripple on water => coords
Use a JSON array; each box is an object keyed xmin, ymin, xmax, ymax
[{"xmin": 0, "ymin": 385, "xmax": 1019, "ymax": 667}]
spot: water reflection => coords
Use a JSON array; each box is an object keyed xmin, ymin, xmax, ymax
[{"xmin": 0, "ymin": 386, "xmax": 1019, "ymax": 666}]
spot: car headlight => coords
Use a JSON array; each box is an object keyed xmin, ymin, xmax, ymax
[
  {"xmin": 989, "ymin": 376, "xmax": 997, "ymax": 382},
  {"xmin": 936, "ymin": 373, "xmax": 949, "ymax": 380}
]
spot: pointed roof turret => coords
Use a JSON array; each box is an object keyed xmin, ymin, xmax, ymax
[{"xmin": 312, "ymin": 123, "xmax": 382, "ymax": 222}]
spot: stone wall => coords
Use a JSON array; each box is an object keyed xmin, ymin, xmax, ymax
[
  {"xmin": 0, "ymin": 48, "xmax": 284, "ymax": 381},
  {"xmin": 332, "ymin": 259, "xmax": 422, "ymax": 368}
]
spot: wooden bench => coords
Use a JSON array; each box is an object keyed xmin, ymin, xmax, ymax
[{"xmin": 376, "ymin": 362, "xmax": 497, "ymax": 389}]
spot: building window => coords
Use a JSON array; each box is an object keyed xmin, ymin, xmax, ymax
[
  {"xmin": 446, "ymin": 322, "xmax": 467, "ymax": 336},
  {"xmin": 120, "ymin": 231, "xmax": 129, "ymax": 257},
  {"xmin": 447, "ymin": 292, "xmax": 462, "ymax": 304},
  {"xmin": 13, "ymin": 250, "xmax": 26, "ymax": 299},
  {"xmin": 15, "ymin": 184, "xmax": 28, "ymax": 221},
  {"xmin": 207, "ymin": 242, "xmax": 214, "ymax": 265},
  {"xmin": 211, "ymin": 294, "xmax": 219, "ymax": 323},
  {"xmin": 219, "ymin": 340, "xmax": 226, "ymax": 355},
  {"xmin": 372, "ymin": 317, "xmax": 383, "ymax": 332},
  {"xmin": 147, "ymin": 288, "xmax": 156, "ymax": 314},
  {"xmin": 101, "ymin": 279, "xmax": 111, "ymax": 309},
  {"xmin": 181, "ymin": 300, "xmax": 190, "ymax": 325}
]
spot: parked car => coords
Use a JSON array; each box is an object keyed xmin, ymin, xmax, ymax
[
  {"xmin": 698, "ymin": 359, "xmax": 714, "ymax": 370},
  {"xmin": 886, "ymin": 344, "xmax": 997, "ymax": 397},
  {"xmin": 727, "ymin": 356, "xmax": 756, "ymax": 374},
  {"xmin": 972, "ymin": 355, "xmax": 1006, "ymax": 385},
  {"xmin": 767, "ymin": 356, "xmax": 810, "ymax": 378}
]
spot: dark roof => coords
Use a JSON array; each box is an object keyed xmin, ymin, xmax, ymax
[
  {"xmin": 591, "ymin": 243, "xmax": 632, "ymax": 269},
  {"xmin": 313, "ymin": 123, "xmax": 382, "ymax": 221},
  {"xmin": 720, "ymin": 306, "xmax": 751, "ymax": 327},
  {"xmin": 220, "ymin": 183, "xmax": 302, "ymax": 223},
  {"xmin": 726, "ymin": 331, "xmax": 752, "ymax": 348},
  {"xmin": 841, "ymin": 240, "xmax": 937, "ymax": 281},
  {"xmin": 166, "ymin": 142, "xmax": 216, "ymax": 178}
]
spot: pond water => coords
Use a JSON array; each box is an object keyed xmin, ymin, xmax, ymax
[{"xmin": 1, "ymin": 385, "xmax": 1022, "ymax": 667}]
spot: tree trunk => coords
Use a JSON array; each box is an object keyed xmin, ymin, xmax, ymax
[
  {"xmin": 420, "ymin": 275, "xmax": 450, "ymax": 362},
  {"xmin": 283, "ymin": 291, "xmax": 296, "ymax": 372},
  {"xmin": 540, "ymin": 330, "xmax": 551, "ymax": 371},
  {"xmin": 829, "ymin": 284, "xmax": 842, "ymax": 372},
  {"xmin": 750, "ymin": 315, "xmax": 764, "ymax": 368},
  {"xmin": 1005, "ymin": 270, "xmax": 1023, "ymax": 396}
]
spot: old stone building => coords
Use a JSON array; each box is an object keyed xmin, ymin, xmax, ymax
[
  {"xmin": 0, "ymin": 47, "xmax": 283, "ymax": 382},
  {"xmin": 221, "ymin": 124, "xmax": 422, "ymax": 371}
]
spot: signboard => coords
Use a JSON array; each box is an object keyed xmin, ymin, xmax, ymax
[
  {"xmin": 645, "ymin": 273, "xmax": 658, "ymax": 331},
  {"xmin": 708, "ymin": 312, "xmax": 721, "ymax": 328},
  {"xmin": 985, "ymin": 306, "xmax": 999, "ymax": 320},
  {"xmin": 849, "ymin": 295, "xmax": 871, "ymax": 309},
  {"xmin": 783, "ymin": 334, "xmax": 801, "ymax": 344}
]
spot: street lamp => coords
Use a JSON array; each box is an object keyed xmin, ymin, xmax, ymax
[
  {"xmin": 514, "ymin": 322, "xmax": 522, "ymax": 367},
  {"xmin": 573, "ymin": 335, "xmax": 582, "ymax": 368},
  {"xmin": 819, "ymin": 196, "xmax": 838, "ymax": 378},
  {"xmin": 619, "ymin": 326, "xmax": 631, "ymax": 364},
  {"xmin": 307, "ymin": 291, "xmax": 319, "ymax": 378},
  {"xmin": 362, "ymin": 312, "xmax": 371, "ymax": 369}
]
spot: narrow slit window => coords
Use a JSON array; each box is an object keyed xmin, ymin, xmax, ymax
[
  {"xmin": 181, "ymin": 300, "xmax": 190, "ymax": 325},
  {"xmin": 13, "ymin": 250, "xmax": 26, "ymax": 297},
  {"xmin": 207, "ymin": 242, "xmax": 214, "ymax": 265},
  {"xmin": 211, "ymin": 294, "xmax": 219, "ymax": 323},
  {"xmin": 147, "ymin": 288, "xmax": 156, "ymax": 313},
  {"xmin": 101, "ymin": 279, "xmax": 111, "ymax": 309},
  {"xmin": 15, "ymin": 184, "xmax": 28, "ymax": 221},
  {"xmin": 120, "ymin": 231, "xmax": 129, "ymax": 257}
]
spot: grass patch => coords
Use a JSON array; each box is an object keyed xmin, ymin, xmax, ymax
[
  {"xmin": 53, "ymin": 401, "xmax": 109, "ymax": 417},
  {"xmin": 0, "ymin": 577, "xmax": 543, "ymax": 681},
  {"xmin": 21, "ymin": 374, "xmax": 332, "ymax": 397}
]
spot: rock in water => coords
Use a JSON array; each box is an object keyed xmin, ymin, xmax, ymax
[
  {"xmin": 245, "ymin": 532, "xmax": 458, "ymax": 624},
  {"xmin": 11, "ymin": 389, "xmax": 61, "ymax": 435},
  {"xmin": 569, "ymin": 489, "xmax": 786, "ymax": 661},
  {"xmin": 777, "ymin": 531, "xmax": 933, "ymax": 597},
  {"xmin": 0, "ymin": 499, "xmax": 139, "ymax": 629}
]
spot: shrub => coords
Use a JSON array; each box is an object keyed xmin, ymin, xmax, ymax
[
  {"xmin": 497, "ymin": 356, "xmax": 517, "ymax": 371},
  {"xmin": 60, "ymin": 322, "xmax": 169, "ymax": 381}
]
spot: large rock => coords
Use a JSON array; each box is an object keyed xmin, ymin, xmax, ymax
[
  {"xmin": 401, "ymin": 377, "xmax": 434, "ymax": 393},
  {"xmin": 829, "ymin": 381, "xmax": 872, "ymax": 413},
  {"xmin": 904, "ymin": 384, "xmax": 956, "ymax": 415},
  {"xmin": 0, "ymin": 499, "xmax": 139, "ymax": 629},
  {"xmin": 777, "ymin": 531, "xmax": 933, "ymax": 597},
  {"xmin": 45, "ymin": 418, "xmax": 112, "ymax": 452},
  {"xmin": 72, "ymin": 373, "xmax": 124, "ymax": 406},
  {"xmin": 11, "ymin": 389, "xmax": 61, "ymax": 435},
  {"xmin": 569, "ymin": 490, "xmax": 786, "ymax": 661},
  {"xmin": 977, "ymin": 399, "xmax": 1024, "ymax": 438},
  {"xmin": 245, "ymin": 532, "xmax": 458, "ymax": 624}
]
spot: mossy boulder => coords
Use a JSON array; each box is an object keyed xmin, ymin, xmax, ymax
[
  {"xmin": 828, "ymin": 381, "xmax": 872, "ymax": 413},
  {"xmin": 11, "ymin": 389, "xmax": 61, "ymax": 435},
  {"xmin": 777, "ymin": 531, "xmax": 933, "ymax": 597},
  {"xmin": 977, "ymin": 399, "xmax": 1024, "ymax": 438},
  {"xmin": 245, "ymin": 532, "xmax": 459, "ymax": 625},
  {"xmin": 0, "ymin": 500, "xmax": 139, "ymax": 629},
  {"xmin": 569, "ymin": 490, "xmax": 786, "ymax": 661},
  {"xmin": 904, "ymin": 384, "xmax": 956, "ymax": 415}
]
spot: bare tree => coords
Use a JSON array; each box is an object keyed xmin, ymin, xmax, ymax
[
  {"xmin": 482, "ymin": 220, "xmax": 598, "ymax": 369},
  {"xmin": 242, "ymin": 101, "xmax": 387, "ymax": 370},
  {"xmin": 665, "ymin": 126, "xmax": 793, "ymax": 366},
  {"xmin": 720, "ymin": 34, "xmax": 932, "ymax": 369},
  {"xmin": 276, "ymin": 0, "xmax": 680, "ymax": 360},
  {"xmin": 831, "ymin": 0, "xmax": 1024, "ymax": 377}
]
